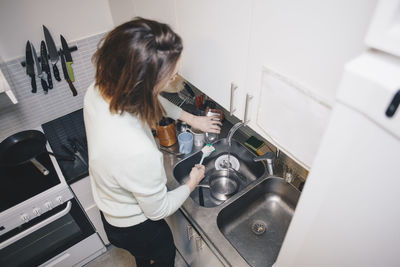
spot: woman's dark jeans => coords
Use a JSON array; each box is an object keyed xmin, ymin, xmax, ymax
[{"xmin": 101, "ymin": 212, "xmax": 176, "ymax": 267}]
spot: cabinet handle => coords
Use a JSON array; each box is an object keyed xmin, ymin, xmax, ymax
[
  {"xmin": 244, "ymin": 93, "xmax": 253, "ymax": 125},
  {"xmin": 195, "ymin": 236, "xmax": 204, "ymax": 251},
  {"xmin": 186, "ymin": 225, "xmax": 195, "ymax": 240},
  {"xmin": 230, "ymin": 83, "xmax": 237, "ymax": 116}
]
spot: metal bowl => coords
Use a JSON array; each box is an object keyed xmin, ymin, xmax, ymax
[{"xmin": 198, "ymin": 169, "xmax": 240, "ymax": 201}]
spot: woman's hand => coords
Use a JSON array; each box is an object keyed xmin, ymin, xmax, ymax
[
  {"xmin": 179, "ymin": 111, "xmax": 222, "ymax": 133},
  {"xmin": 185, "ymin": 164, "xmax": 205, "ymax": 192}
]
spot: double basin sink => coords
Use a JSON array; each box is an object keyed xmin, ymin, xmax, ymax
[{"xmin": 172, "ymin": 138, "xmax": 301, "ymax": 266}]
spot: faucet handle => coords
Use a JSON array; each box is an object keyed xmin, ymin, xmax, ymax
[
  {"xmin": 253, "ymin": 151, "xmax": 274, "ymax": 162},
  {"xmin": 253, "ymin": 152, "xmax": 274, "ymax": 176},
  {"xmin": 285, "ymin": 171, "xmax": 293, "ymax": 183}
]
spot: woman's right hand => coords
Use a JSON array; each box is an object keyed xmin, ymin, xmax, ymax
[{"xmin": 185, "ymin": 164, "xmax": 205, "ymax": 192}]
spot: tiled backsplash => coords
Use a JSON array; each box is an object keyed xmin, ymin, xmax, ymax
[{"xmin": 0, "ymin": 32, "xmax": 106, "ymax": 141}]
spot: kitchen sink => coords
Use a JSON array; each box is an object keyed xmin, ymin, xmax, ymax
[
  {"xmin": 173, "ymin": 138, "xmax": 266, "ymax": 207},
  {"xmin": 217, "ymin": 177, "xmax": 301, "ymax": 267}
]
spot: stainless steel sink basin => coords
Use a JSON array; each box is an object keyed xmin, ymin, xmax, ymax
[
  {"xmin": 217, "ymin": 177, "xmax": 301, "ymax": 267},
  {"xmin": 173, "ymin": 138, "xmax": 266, "ymax": 207}
]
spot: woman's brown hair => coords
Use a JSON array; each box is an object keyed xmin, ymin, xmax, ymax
[{"xmin": 93, "ymin": 17, "xmax": 183, "ymax": 128}]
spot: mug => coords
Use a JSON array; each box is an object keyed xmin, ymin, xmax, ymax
[
  {"xmin": 156, "ymin": 117, "xmax": 177, "ymax": 147},
  {"xmin": 178, "ymin": 132, "xmax": 193, "ymax": 154}
]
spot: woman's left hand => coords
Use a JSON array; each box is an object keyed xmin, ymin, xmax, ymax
[{"xmin": 179, "ymin": 110, "xmax": 222, "ymax": 133}]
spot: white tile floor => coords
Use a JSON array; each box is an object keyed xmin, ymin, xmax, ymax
[{"xmin": 84, "ymin": 245, "xmax": 188, "ymax": 267}]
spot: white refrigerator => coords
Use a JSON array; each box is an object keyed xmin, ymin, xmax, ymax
[{"xmin": 276, "ymin": 1, "xmax": 400, "ymax": 266}]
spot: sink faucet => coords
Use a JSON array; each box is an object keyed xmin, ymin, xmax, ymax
[
  {"xmin": 253, "ymin": 152, "xmax": 275, "ymax": 176},
  {"xmin": 227, "ymin": 122, "xmax": 245, "ymax": 146}
]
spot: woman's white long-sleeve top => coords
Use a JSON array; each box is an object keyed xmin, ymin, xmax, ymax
[{"xmin": 83, "ymin": 83, "xmax": 190, "ymax": 227}]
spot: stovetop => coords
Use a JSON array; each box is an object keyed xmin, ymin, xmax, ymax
[
  {"xmin": 0, "ymin": 152, "xmax": 61, "ymax": 213},
  {"xmin": 42, "ymin": 109, "xmax": 88, "ymax": 184}
]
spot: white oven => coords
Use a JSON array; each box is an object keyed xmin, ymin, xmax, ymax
[{"xmin": 0, "ymin": 132, "xmax": 105, "ymax": 266}]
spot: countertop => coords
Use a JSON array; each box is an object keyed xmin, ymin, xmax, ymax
[{"xmin": 162, "ymin": 120, "xmax": 257, "ymax": 267}]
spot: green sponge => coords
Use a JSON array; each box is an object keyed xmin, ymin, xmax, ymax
[{"xmin": 245, "ymin": 136, "xmax": 269, "ymax": 156}]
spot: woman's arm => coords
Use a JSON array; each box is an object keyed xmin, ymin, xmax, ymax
[
  {"xmin": 159, "ymin": 95, "xmax": 221, "ymax": 133},
  {"xmin": 179, "ymin": 110, "xmax": 221, "ymax": 133},
  {"xmin": 185, "ymin": 164, "xmax": 205, "ymax": 192}
]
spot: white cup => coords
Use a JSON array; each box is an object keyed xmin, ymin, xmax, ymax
[{"xmin": 189, "ymin": 128, "xmax": 205, "ymax": 147}]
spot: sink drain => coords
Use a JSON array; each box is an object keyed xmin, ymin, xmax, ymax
[
  {"xmin": 215, "ymin": 155, "xmax": 240, "ymax": 171},
  {"xmin": 251, "ymin": 220, "xmax": 267, "ymax": 235}
]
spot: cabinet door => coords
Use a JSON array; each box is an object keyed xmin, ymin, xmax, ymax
[
  {"xmin": 192, "ymin": 235, "xmax": 224, "ymax": 267},
  {"xmin": 244, "ymin": 0, "xmax": 375, "ymax": 168},
  {"xmin": 70, "ymin": 177, "xmax": 110, "ymax": 245},
  {"xmin": 365, "ymin": 0, "xmax": 400, "ymax": 57},
  {"xmin": 175, "ymin": 0, "xmax": 252, "ymax": 119},
  {"xmin": 166, "ymin": 210, "xmax": 224, "ymax": 267},
  {"xmin": 165, "ymin": 210, "xmax": 197, "ymax": 266}
]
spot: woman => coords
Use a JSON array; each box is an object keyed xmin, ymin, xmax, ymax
[{"xmin": 83, "ymin": 18, "xmax": 221, "ymax": 266}]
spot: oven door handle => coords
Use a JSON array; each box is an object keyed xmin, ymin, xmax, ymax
[{"xmin": 0, "ymin": 201, "xmax": 72, "ymax": 249}]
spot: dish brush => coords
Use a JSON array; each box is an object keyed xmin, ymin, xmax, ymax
[{"xmin": 199, "ymin": 144, "xmax": 216, "ymax": 165}]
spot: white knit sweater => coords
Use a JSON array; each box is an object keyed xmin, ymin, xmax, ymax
[{"xmin": 83, "ymin": 83, "xmax": 190, "ymax": 227}]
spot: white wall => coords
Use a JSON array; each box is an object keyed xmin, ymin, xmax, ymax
[
  {"xmin": 128, "ymin": 0, "xmax": 178, "ymax": 30},
  {"xmin": 0, "ymin": 0, "xmax": 114, "ymax": 61},
  {"xmin": 108, "ymin": 0, "xmax": 136, "ymax": 26}
]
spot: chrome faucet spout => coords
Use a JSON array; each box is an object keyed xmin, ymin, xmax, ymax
[{"xmin": 227, "ymin": 122, "xmax": 245, "ymax": 146}]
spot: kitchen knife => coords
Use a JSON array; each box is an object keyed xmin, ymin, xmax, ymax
[
  {"xmin": 43, "ymin": 25, "xmax": 61, "ymax": 82},
  {"xmin": 25, "ymin": 41, "xmax": 37, "ymax": 93},
  {"xmin": 60, "ymin": 35, "xmax": 75, "ymax": 82},
  {"xmin": 40, "ymin": 40, "xmax": 53, "ymax": 89},
  {"xmin": 60, "ymin": 49, "xmax": 77, "ymax": 96},
  {"xmin": 31, "ymin": 43, "xmax": 49, "ymax": 93}
]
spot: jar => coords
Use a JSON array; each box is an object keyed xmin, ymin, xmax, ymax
[{"xmin": 205, "ymin": 109, "xmax": 222, "ymax": 144}]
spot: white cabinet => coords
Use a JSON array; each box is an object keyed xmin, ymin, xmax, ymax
[
  {"xmin": 166, "ymin": 210, "xmax": 224, "ymax": 267},
  {"xmin": 242, "ymin": 0, "xmax": 376, "ymax": 168},
  {"xmin": 109, "ymin": 0, "xmax": 375, "ymax": 168},
  {"xmin": 365, "ymin": 0, "xmax": 400, "ymax": 57},
  {"xmin": 70, "ymin": 177, "xmax": 110, "ymax": 245},
  {"xmin": 174, "ymin": 0, "xmax": 252, "ymax": 119}
]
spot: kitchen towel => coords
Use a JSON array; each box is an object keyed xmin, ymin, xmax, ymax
[{"xmin": 0, "ymin": 68, "xmax": 17, "ymax": 104}]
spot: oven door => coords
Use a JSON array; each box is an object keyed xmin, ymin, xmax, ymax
[{"xmin": 0, "ymin": 198, "xmax": 101, "ymax": 267}]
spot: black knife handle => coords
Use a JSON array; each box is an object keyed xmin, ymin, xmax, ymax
[
  {"xmin": 66, "ymin": 79, "xmax": 78, "ymax": 96},
  {"xmin": 53, "ymin": 64, "xmax": 61, "ymax": 82},
  {"xmin": 46, "ymin": 70, "xmax": 53, "ymax": 89},
  {"xmin": 184, "ymin": 82, "xmax": 196, "ymax": 97},
  {"xmin": 30, "ymin": 75, "xmax": 37, "ymax": 93},
  {"xmin": 41, "ymin": 78, "xmax": 49, "ymax": 93}
]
